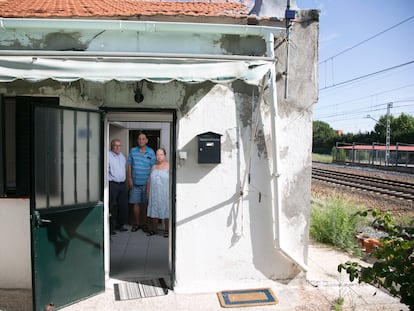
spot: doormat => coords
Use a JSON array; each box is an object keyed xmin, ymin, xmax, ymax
[
  {"xmin": 114, "ymin": 278, "xmax": 168, "ymax": 301},
  {"xmin": 217, "ymin": 288, "xmax": 278, "ymax": 308}
]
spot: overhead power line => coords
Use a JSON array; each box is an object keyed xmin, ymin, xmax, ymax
[
  {"xmin": 316, "ymin": 106, "xmax": 388, "ymax": 120},
  {"xmin": 319, "ymin": 60, "xmax": 414, "ymax": 91},
  {"xmin": 319, "ymin": 15, "xmax": 414, "ymax": 64},
  {"xmin": 314, "ymin": 83, "xmax": 414, "ymax": 110},
  {"xmin": 315, "ymin": 100, "xmax": 414, "ymax": 120}
]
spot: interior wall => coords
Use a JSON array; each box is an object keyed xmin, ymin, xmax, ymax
[{"xmin": 109, "ymin": 124, "xmax": 129, "ymax": 158}]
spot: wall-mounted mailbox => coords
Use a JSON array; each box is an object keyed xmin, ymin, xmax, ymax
[{"xmin": 197, "ymin": 131, "xmax": 222, "ymax": 164}]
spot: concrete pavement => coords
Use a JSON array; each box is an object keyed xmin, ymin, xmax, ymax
[
  {"xmin": 0, "ymin": 240, "xmax": 408, "ymax": 311},
  {"xmin": 60, "ymin": 240, "xmax": 409, "ymax": 311}
]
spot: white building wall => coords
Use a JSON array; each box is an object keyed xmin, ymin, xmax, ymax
[
  {"xmin": 0, "ymin": 199, "xmax": 31, "ymax": 288},
  {"xmin": 174, "ymin": 84, "xmax": 294, "ymax": 292}
]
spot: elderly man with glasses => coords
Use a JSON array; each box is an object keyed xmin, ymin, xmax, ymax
[{"xmin": 108, "ymin": 139, "xmax": 128, "ymax": 235}]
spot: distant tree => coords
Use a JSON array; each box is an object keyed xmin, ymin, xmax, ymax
[
  {"xmin": 373, "ymin": 115, "xmax": 395, "ymax": 143},
  {"xmin": 373, "ymin": 113, "xmax": 414, "ymax": 144},
  {"xmin": 338, "ymin": 132, "xmax": 355, "ymax": 144},
  {"xmin": 313, "ymin": 121, "xmax": 336, "ymax": 153},
  {"xmin": 348, "ymin": 131, "xmax": 373, "ymax": 144},
  {"xmin": 313, "ymin": 115, "xmax": 414, "ymax": 154},
  {"xmin": 393, "ymin": 113, "xmax": 414, "ymax": 143}
]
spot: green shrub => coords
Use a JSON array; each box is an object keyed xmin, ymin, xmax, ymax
[
  {"xmin": 310, "ymin": 196, "xmax": 365, "ymax": 253},
  {"xmin": 332, "ymin": 297, "xmax": 344, "ymax": 311},
  {"xmin": 338, "ymin": 210, "xmax": 414, "ymax": 310},
  {"xmin": 332, "ymin": 147, "xmax": 347, "ymax": 162}
]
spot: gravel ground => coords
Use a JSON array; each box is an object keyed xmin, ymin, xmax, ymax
[{"xmin": 312, "ymin": 163, "xmax": 414, "ymax": 222}]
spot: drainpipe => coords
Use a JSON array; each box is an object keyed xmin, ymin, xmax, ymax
[{"xmin": 266, "ymin": 32, "xmax": 308, "ymax": 271}]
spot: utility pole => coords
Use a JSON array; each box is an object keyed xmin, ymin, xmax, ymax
[
  {"xmin": 385, "ymin": 102, "xmax": 393, "ymax": 166},
  {"xmin": 366, "ymin": 101, "xmax": 393, "ymax": 166}
]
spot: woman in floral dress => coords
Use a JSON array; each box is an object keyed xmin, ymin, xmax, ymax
[{"xmin": 146, "ymin": 148, "xmax": 169, "ymax": 237}]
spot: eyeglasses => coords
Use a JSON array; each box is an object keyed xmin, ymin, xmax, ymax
[{"xmin": 113, "ymin": 145, "xmax": 121, "ymax": 147}]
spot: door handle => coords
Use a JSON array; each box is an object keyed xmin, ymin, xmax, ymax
[{"xmin": 33, "ymin": 211, "xmax": 52, "ymax": 228}]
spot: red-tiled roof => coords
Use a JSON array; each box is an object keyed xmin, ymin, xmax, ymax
[{"xmin": 0, "ymin": 0, "xmax": 251, "ymax": 19}]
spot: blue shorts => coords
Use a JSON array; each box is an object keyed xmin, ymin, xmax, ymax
[{"xmin": 129, "ymin": 185, "xmax": 147, "ymax": 204}]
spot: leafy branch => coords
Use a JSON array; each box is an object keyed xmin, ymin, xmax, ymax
[{"xmin": 338, "ymin": 209, "xmax": 414, "ymax": 310}]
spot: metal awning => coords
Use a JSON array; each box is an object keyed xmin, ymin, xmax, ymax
[{"xmin": 0, "ymin": 56, "xmax": 272, "ymax": 85}]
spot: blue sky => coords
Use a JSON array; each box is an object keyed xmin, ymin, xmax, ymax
[{"xmin": 296, "ymin": 0, "xmax": 414, "ymax": 134}]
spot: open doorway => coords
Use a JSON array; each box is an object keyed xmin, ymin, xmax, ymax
[{"xmin": 106, "ymin": 112, "xmax": 174, "ymax": 285}]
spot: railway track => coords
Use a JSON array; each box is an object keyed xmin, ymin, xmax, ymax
[{"xmin": 312, "ymin": 166, "xmax": 414, "ymax": 201}]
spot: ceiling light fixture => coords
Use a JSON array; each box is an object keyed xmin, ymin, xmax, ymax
[{"xmin": 134, "ymin": 81, "xmax": 144, "ymax": 103}]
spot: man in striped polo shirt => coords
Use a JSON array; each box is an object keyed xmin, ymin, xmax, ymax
[{"xmin": 127, "ymin": 132, "xmax": 156, "ymax": 232}]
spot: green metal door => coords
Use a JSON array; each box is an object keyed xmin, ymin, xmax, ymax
[{"xmin": 31, "ymin": 106, "xmax": 104, "ymax": 311}]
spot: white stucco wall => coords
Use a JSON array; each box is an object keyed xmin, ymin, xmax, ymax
[
  {"xmin": 174, "ymin": 84, "xmax": 297, "ymax": 292},
  {"xmin": 0, "ymin": 199, "xmax": 31, "ymax": 288},
  {"xmin": 274, "ymin": 9, "xmax": 319, "ymax": 265}
]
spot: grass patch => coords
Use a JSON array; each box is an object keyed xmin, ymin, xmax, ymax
[
  {"xmin": 332, "ymin": 297, "xmax": 344, "ymax": 311},
  {"xmin": 312, "ymin": 153, "xmax": 333, "ymax": 163},
  {"xmin": 311, "ymin": 195, "xmax": 367, "ymax": 253}
]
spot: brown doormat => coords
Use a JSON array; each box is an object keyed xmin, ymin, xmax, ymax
[{"xmin": 217, "ymin": 288, "xmax": 279, "ymax": 308}]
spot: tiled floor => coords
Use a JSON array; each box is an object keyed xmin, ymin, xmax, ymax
[{"xmin": 109, "ymin": 224, "xmax": 170, "ymax": 283}]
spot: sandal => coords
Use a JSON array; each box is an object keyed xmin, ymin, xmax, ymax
[
  {"xmin": 146, "ymin": 230, "xmax": 156, "ymax": 236},
  {"xmin": 131, "ymin": 224, "xmax": 149, "ymax": 232},
  {"xmin": 163, "ymin": 230, "xmax": 169, "ymax": 238}
]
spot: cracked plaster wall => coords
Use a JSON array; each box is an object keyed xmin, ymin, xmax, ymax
[{"xmin": 0, "ymin": 29, "xmax": 267, "ymax": 56}]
